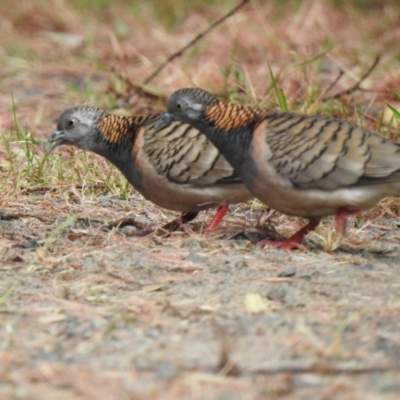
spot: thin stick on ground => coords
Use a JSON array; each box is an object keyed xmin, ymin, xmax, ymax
[
  {"xmin": 322, "ymin": 55, "xmax": 380, "ymax": 102},
  {"xmin": 247, "ymin": 361, "xmax": 394, "ymax": 375},
  {"xmin": 143, "ymin": 0, "xmax": 250, "ymax": 85}
]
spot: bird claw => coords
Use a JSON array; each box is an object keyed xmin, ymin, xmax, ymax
[{"xmin": 257, "ymin": 220, "xmax": 320, "ymax": 251}]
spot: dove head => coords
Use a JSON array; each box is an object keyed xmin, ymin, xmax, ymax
[
  {"xmin": 44, "ymin": 106, "xmax": 105, "ymax": 153},
  {"xmin": 155, "ymin": 88, "xmax": 219, "ymax": 130}
]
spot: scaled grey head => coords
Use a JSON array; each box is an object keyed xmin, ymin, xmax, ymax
[
  {"xmin": 155, "ymin": 88, "xmax": 218, "ymax": 130},
  {"xmin": 43, "ymin": 106, "xmax": 104, "ymax": 153}
]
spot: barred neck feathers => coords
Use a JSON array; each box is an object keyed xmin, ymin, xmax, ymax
[
  {"xmin": 204, "ymin": 102, "xmax": 264, "ymax": 131},
  {"xmin": 96, "ymin": 113, "xmax": 158, "ymax": 149}
]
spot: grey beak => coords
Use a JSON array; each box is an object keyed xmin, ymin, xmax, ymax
[
  {"xmin": 154, "ymin": 113, "xmax": 172, "ymax": 130},
  {"xmin": 42, "ymin": 130, "xmax": 65, "ymax": 153}
]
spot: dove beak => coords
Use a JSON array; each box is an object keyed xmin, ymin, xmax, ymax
[
  {"xmin": 154, "ymin": 113, "xmax": 172, "ymax": 130},
  {"xmin": 42, "ymin": 130, "xmax": 65, "ymax": 153}
]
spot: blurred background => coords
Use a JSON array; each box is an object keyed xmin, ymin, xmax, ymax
[
  {"xmin": 1, "ymin": 3, "xmax": 400, "ymax": 398},
  {"xmin": 0, "ymin": 0, "xmax": 399, "ymax": 135}
]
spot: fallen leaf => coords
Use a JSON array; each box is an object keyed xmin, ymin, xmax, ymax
[{"xmin": 244, "ymin": 292, "xmax": 270, "ymax": 314}]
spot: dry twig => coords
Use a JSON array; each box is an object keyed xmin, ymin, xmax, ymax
[
  {"xmin": 322, "ymin": 55, "xmax": 380, "ymax": 102},
  {"xmin": 247, "ymin": 360, "xmax": 393, "ymax": 375},
  {"xmin": 213, "ymin": 322, "xmax": 241, "ymax": 377},
  {"xmin": 143, "ymin": 0, "xmax": 250, "ymax": 85},
  {"xmin": 110, "ymin": 67, "xmax": 166, "ymax": 102}
]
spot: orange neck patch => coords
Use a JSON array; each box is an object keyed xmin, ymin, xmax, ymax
[
  {"xmin": 205, "ymin": 102, "xmax": 260, "ymax": 131},
  {"xmin": 97, "ymin": 114, "xmax": 140, "ymax": 144}
]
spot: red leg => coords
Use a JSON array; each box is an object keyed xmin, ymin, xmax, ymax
[
  {"xmin": 258, "ymin": 220, "xmax": 320, "ymax": 250},
  {"xmin": 206, "ymin": 202, "xmax": 229, "ymax": 232},
  {"xmin": 335, "ymin": 207, "xmax": 362, "ymax": 235}
]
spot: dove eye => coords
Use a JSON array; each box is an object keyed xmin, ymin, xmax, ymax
[
  {"xmin": 66, "ymin": 118, "xmax": 76, "ymax": 130},
  {"xmin": 176, "ymin": 102, "xmax": 183, "ymax": 110}
]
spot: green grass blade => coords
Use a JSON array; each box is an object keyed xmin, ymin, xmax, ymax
[
  {"xmin": 386, "ymin": 103, "xmax": 400, "ymax": 121},
  {"xmin": 267, "ymin": 60, "xmax": 288, "ymax": 111}
]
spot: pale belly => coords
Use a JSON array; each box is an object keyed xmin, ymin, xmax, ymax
[
  {"xmin": 250, "ymin": 178, "xmax": 400, "ymax": 218},
  {"xmin": 139, "ymin": 178, "xmax": 253, "ymax": 212}
]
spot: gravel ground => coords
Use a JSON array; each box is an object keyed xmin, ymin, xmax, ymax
[
  {"xmin": 1, "ymin": 200, "xmax": 400, "ymax": 399},
  {"xmin": 1, "ymin": 1, "xmax": 400, "ymax": 398}
]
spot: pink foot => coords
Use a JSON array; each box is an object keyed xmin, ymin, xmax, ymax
[
  {"xmin": 206, "ymin": 202, "xmax": 229, "ymax": 232},
  {"xmin": 258, "ymin": 220, "xmax": 320, "ymax": 250}
]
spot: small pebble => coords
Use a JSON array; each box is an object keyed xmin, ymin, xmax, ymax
[
  {"xmin": 267, "ymin": 286, "xmax": 287, "ymax": 301},
  {"xmin": 183, "ymin": 238, "xmax": 202, "ymax": 249},
  {"xmin": 119, "ymin": 226, "xmax": 138, "ymax": 236},
  {"xmin": 185, "ymin": 252, "xmax": 206, "ymax": 264},
  {"xmin": 19, "ymin": 239, "xmax": 38, "ymax": 249},
  {"xmin": 155, "ymin": 362, "xmax": 179, "ymax": 380},
  {"xmin": 278, "ymin": 268, "xmax": 296, "ymax": 277}
]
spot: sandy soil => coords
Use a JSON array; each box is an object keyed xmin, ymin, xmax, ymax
[{"xmin": 1, "ymin": 1, "xmax": 400, "ymax": 399}]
